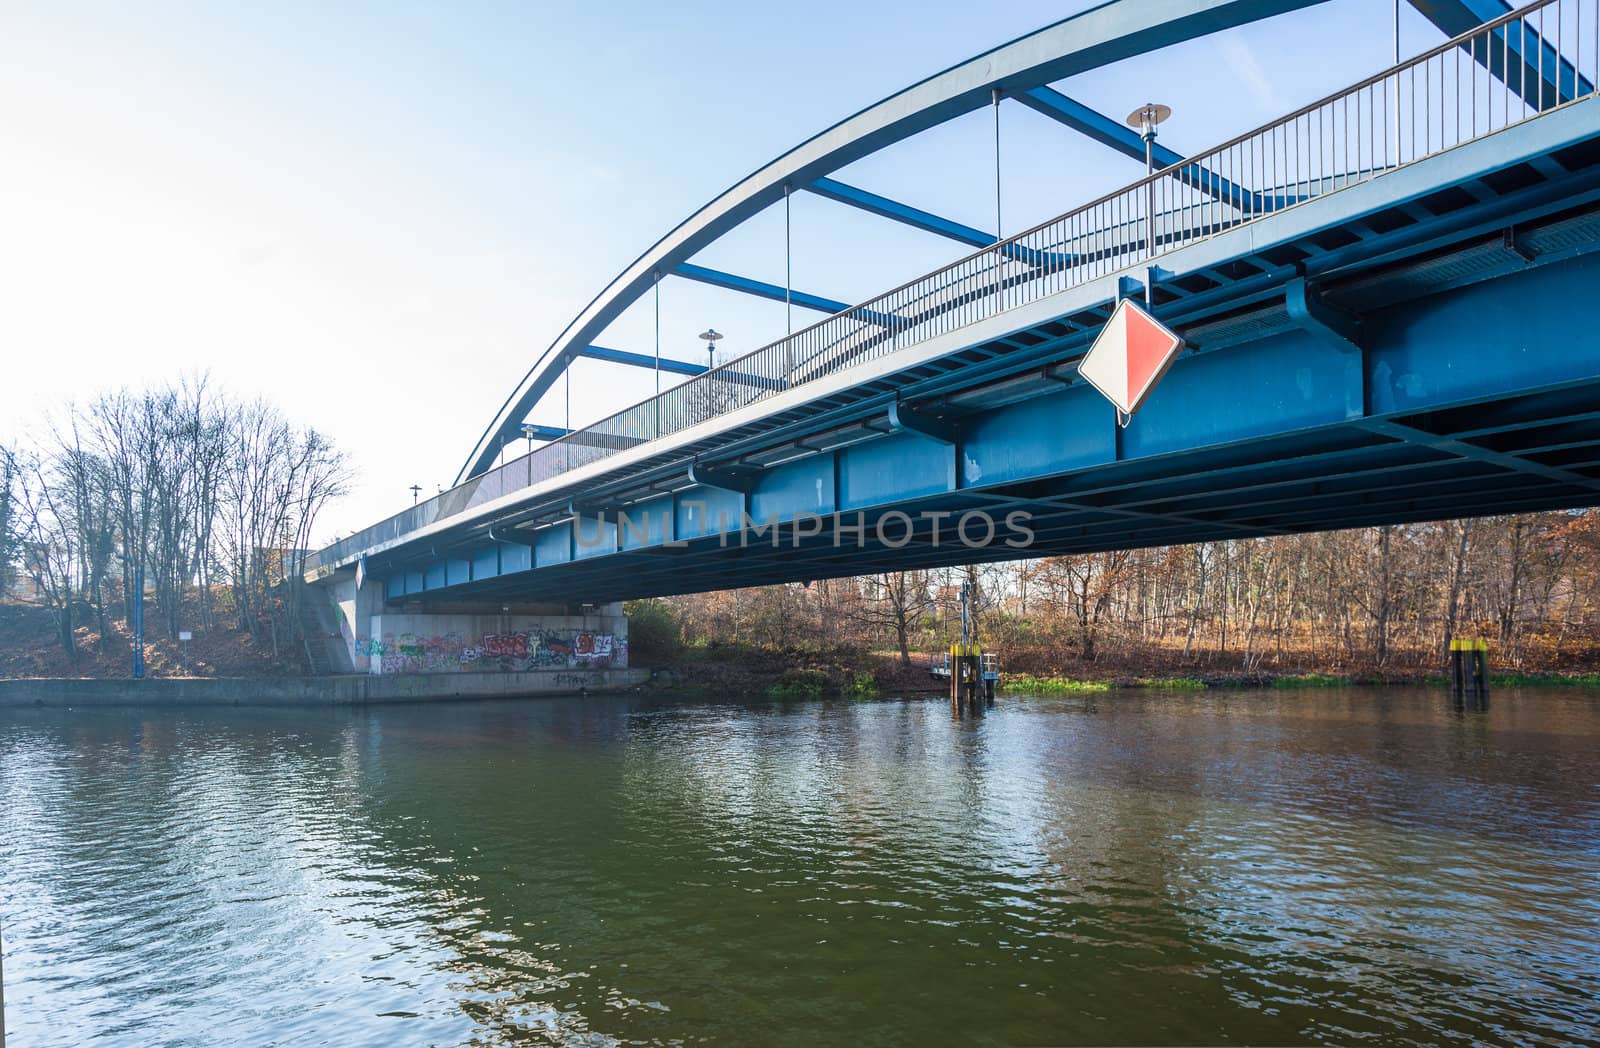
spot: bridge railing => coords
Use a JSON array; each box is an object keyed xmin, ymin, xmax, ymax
[{"xmin": 308, "ymin": 0, "xmax": 1597, "ymax": 573}]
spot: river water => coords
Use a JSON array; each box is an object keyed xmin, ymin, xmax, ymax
[{"xmin": 1, "ymin": 687, "xmax": 1597, "ymax": 1046}]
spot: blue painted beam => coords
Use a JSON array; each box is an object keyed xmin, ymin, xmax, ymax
[
  {"xmin": 673, "ymin": 263, "xmax": 900, "ymax": 327},
  {"xmin": 1018, "ymin": 87, "xmax": 1185, "ymax": 167},
  {"xmin": 674, "ymin": 262, "xmax": 852, "ymax": 314},
  {"xmin": 686, "ymin": 461, "xmax": 760, "ymax": 495},
  {"xmin": 518, "ymin": 424, "xmax": 571, "ymax": 441},
  {"xmin": 1285, "ymin": 278, "xmax": 1363, "ymax": 352},
  {"xmin": 806, "ymin": 178, "xmax": 1065, "ymax": 267},
  {"xmin": 1408, "ymin": 0, "xmax": 1593, "ymax": 107},
  {"xmin": 518, "ymin": 426, "xmax": 647, "ymax": 451},
  {"xmin": 807, "ymin": 177, "xmax": 997, "ymax": 248},
  {"xmin": 1016, "ymin": 87, "xmax": 1265, "ymax": 212},
  {"xmin": 888, "ymin": 401, "xmax": 961, "ymax": 444},
  {"xmin": 579, "ymin": 344, "xmax": 708, "ymax": 376}
]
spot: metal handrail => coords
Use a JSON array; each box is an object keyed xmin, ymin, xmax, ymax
[{"xmin": 308, "ymin": 0, "xmax": 1597, "ymax": 573}]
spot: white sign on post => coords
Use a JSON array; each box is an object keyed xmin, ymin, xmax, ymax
[{"xmin": 1077, "ymin": 297, "xmax": 1185, "ymax": 418}]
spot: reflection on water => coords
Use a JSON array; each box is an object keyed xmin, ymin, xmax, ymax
[{"xmin": 1, "ymin": 689, "xmax": 1597, "ymax": 1046}]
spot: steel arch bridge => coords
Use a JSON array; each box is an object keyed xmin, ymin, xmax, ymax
[
  {"xmin": 309, "ymin": 0, "xmax": 1600, "ymax": 610},
  {"xmin": 461, "ymin": 0, "xmax": 1344, "ymax": 484}
]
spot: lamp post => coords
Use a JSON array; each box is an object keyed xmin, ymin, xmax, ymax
[
  {"xmin": 698, "ymin": 328, "xmax": 723, "ymax": 370},
  {"xmin": 409, "ymin": 484, "xmax": 422, "ymax": 506},
  {"xmin": 1124, "ymin": 102, "xmax": 1171, "ymax": 306},
  {"xmin": 520, "ymin": 423, "xmax": 540, "ymax": 486},
  {"xmin": 699, "ymin": 329, "xmax": 724, "ymax": 419}
]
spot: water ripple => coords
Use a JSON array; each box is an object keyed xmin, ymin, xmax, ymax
[{"xmin": 1, "ymin": 690, "xmax": 1597, "ymax": 1045}]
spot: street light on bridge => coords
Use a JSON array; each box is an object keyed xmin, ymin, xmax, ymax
[
  {"xmin": 698, "ymin": 328, "xmax": 724, "ymax": 370},
  {"xmin": 1124, "ymin": 102, "xmax": 1171, "ymax": 175},
  {"xmin": 1125, "ymin": 102, "xmax": 1171, "ymax": 306}
]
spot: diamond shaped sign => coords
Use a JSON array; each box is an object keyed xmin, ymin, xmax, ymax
[{"xmin": 1077, "ymin": 298, "xmax": 1185, "ymax": 417}]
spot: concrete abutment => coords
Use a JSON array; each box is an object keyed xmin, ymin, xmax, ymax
[{"xmin": 318, "ymin": 574, "xmax": 629, "ymax": 677}]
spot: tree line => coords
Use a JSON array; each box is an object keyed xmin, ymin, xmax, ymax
[
  {"xmin": 652, "ymin": 513, "xmax": 1600, "ymax": 674},
  {"xmin": 0, "ymin": 376, "xmax": 350, "ymax": 662}
]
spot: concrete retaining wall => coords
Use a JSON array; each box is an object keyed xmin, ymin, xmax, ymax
[{"xmin": 0, "ymin": 667, "xmax": 650, "ymax": 709}]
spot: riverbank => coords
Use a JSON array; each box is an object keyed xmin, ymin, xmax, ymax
[
  {"xmin": 0, "ymin": 598, "xmax": 304, "ymax": 679},
  {"xmin": 636, "ymin": 640, "xmax": 1600, "ymax": 699},
  {"xmin": 997, "ymin": 670, "xmax": 1600, "ymax": 693},
  {"xmin": 641, "ymin": 643, "xmax": 946, "ymax": 700},
  {"xmin": 0, "ymin": 667, "xmax": 649, "ymax": 709}
]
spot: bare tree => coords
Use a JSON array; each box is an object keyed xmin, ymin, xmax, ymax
[
  {"xmin": 14, "ymin": 450, "xmax": 79, "ymax": 656},
  {"xmin": 0, "ymin": 444, "xmax": 18, "ymax": 595},
  {"xmin": 1442, "ymin": 519, "xmax": 1475, "ymax": 652},
  {"xmin": 858, "ymin": 571, "xmax": 929, "ymax": 666}
]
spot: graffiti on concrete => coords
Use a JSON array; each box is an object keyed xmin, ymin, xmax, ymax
[
  {"xmin": 482, "ymin": 633, "xmax": 529, "ymax": 659},
  {"xmin": 356, "ymin": 626, "xmax": 627, "ymax": 675},
  {"xmin": 555, "ymin": 672, "xmax": 598, "ymax": 689}
]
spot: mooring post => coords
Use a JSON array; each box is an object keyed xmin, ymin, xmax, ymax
[
  {"xmin": 1471, "ymin": 638, "xmax": 1490, "ymax": 709},
  {"xmin": 1449, "ymin": 637, "xmax": 1490, "ymax": 710}
]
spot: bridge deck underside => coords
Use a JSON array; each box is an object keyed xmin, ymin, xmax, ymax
[{"xmin": 364, "ymin": 122, "xmax": 1600, "ymax": 607}]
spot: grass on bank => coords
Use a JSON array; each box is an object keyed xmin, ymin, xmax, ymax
[
  {"xmin": 841, "ymin": 672, "xmax": 881, "ymax": 699},
  {"xmin": 765, "ymin": 668, "xmax": 830, "ymax": 699},
  {"xmin": 1271, "ymin": 673, "xmax": 1348, "ymax": 689},
  {"xmin": 1488, "ymin": 672, "xmax": 1600, "ymax": 687},
  {"xmin": 764, "ymin": 668, "xmax": 883, "ymax": 700},
  {"xmin": 1000, "ymin": 674, "xmax": 1112, "ymax": 694}
]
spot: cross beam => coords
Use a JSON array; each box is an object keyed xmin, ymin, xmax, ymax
[
  {"xmin": 1357, "ymin": 417, "xmax": 1600, "ymax": 492},
  {"xmin": 579, "ymin": 344, "xmax": 708, "ymax": 376},
  {"xmin": 808, "ymin": 177, "xmax": 996, "ymax": 247},
  {"xmin": 1016, "ymin": 86, "xmax": 1263, "ymax": 211},
  {"xmin": 673, "ymin": 263, "xmax": 900, "ymax": 327},
  {"xmin": 1409, "ymin": 0, "xmax": 1594, "ymax": 108}
]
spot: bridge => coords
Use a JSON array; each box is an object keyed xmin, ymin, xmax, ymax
[{"xmin": 305, "ymin": 0, "xmax": 1600, "ymax": 674}]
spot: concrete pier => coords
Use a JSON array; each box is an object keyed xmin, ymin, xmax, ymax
[{"xmin": 319, "ymin": 573, "xmax": 630, "ymax": 677}]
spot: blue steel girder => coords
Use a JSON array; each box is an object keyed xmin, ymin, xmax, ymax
[
  {"xmin": 672, "ymin": 262, "xmax": 901, "ymax": 327},
  {"xmin": 807, "ymin": 177, "xmax": 996, "ymax": 247},
  {"xmin": 1409, "ymin": 0, "xmax": 1594, "ymax": 107},
  {"xmin": 805, "ymin": 177, "xmax": 1057, "ymax": 267},
  {"xmin": 579, "ymin": 344, "xmax": 708, "ymax": 376},
  {"xmin": 1285, "ymin": 278, "xmax": 1363, "ymax": 352},
  {"xmin": 1015, "ymin": 86, "xmax": 1268, "ymax": 212},
  {"xmin": 1016, "ymin": 86, "xmax": 1185, "ymax": 166},
  {"xmin": 460, "ymin": 0, "xmax": 1336, "ymax": 481}
]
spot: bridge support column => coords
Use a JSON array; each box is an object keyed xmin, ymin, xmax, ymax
[{"xmin": 327, "ymin": 571, "xmax": 387, "ymax": 674}]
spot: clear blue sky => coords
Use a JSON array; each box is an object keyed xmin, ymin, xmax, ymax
[{"xmin": 0, "ymin": 0, "xmax": 1453, "ymax": 538}]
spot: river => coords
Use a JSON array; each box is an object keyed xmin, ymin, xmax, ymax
[{"xmin": 1, "ymin": 687, "xmax": 1597, "ymax": 1046}]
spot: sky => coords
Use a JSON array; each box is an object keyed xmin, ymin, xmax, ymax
[{"xmin": 0, "ymin": 0, "xmax": 1460, "ymax": 542}]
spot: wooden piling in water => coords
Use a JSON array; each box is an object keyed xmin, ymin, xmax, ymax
[{"xmin": 1449, "ymin": 637, "xmax": 1490, "ymax": 710}]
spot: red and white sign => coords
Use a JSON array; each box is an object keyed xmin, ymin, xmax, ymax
[{"xmin": 1076, "ymin": 298, "xmax": 1185, "ymax": 417}]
